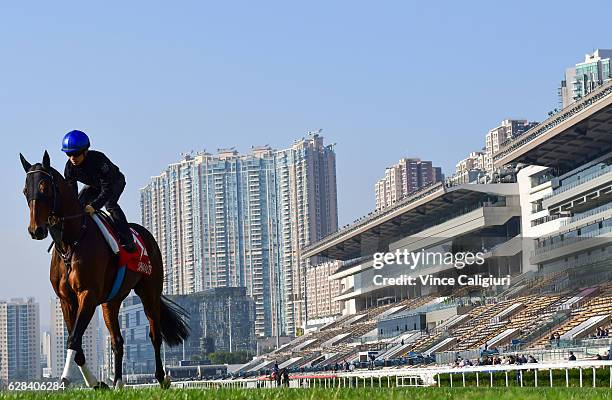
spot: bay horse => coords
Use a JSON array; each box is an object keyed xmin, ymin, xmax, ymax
[{"xmin": 20, "ymin": 151, "xmax": 189, "ymax": 389}]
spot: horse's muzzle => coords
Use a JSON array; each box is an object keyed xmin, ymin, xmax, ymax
[{"xmin": 30, "ymin": 225, "xmax": 48, "ymax": 240}]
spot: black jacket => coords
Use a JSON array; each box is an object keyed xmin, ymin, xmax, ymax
[{"xmin": 64, "ymin": 150, "xmax": 125, "ymax": 209}]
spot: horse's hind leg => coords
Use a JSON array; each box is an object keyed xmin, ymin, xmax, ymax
[
  {"xmin": 134, "ymin": 282, "xmax": 169, "ymax": 389},
  {"xmin": 65, "ymin": 290, "xmax": 105, "ymax": 389},
  {"xmin": 102, "ymin": 301, "xmax": 125, "ymax": 389}
]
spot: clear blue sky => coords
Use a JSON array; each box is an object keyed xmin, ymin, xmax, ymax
[{"xmin": 2, "ymin": 0, "xmax": 610, "ymax": 325}]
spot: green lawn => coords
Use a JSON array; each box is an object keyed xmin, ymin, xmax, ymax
[{"xmin": 2, "ymin": 388, "xmax": 612, "ymax": 400}]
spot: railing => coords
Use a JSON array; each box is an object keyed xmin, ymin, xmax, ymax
[
  {"xmin": 127, "ymin": 360, "xmax": 612, "ymax": 389},
  {"xmin": 302, "ymin": 182, "xmax": 445, "ymax": 255},
  {"xmin": 531, "ymin": 214, "xmax": 565, "ymax": 227},
  {"xmin": 494, "ymin": 80, "xmax": 612, "ymax": 163},
  {"xmin": 561, "ymin": 203, "xmax": 612, "ymax": 226},
  {"xmin": 544, "ymin": 165, "xmax": 612, "ymax": 200},
  {"xmin": 380, "ymin": 298, "xmax": 475, "ymax": 320},
  {"xmin": 516, "ymin": 310, "xmax": 571, "ymax": 346},
  {"xmin": 533, "ymin": 225, "xmax": 612, "ymax": 256}
]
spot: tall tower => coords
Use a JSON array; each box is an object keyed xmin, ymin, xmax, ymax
[
  {"xmin": 140, "ymin": 132, "xmax": 338, "ymax": 337},
  {"xmin": 0, "ymin": 298, "xmax": 40, "ymax": 384},
  {"xmin": 274, "ymin": 132, "xmax": 338, "ymax": 335}
]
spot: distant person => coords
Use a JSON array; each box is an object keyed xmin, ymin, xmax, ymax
[{"xmin": 568, "ymin": 351, "xmax": 576, "ymax": 361}]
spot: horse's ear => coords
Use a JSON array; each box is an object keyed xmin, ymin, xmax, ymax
[
  {"xmin": 42, "ymin": 150, "xmax": 51, "ymax": 170},
  {"xmin": 19, "ymin": 153, "xmax": 32, "ymax": 172}
]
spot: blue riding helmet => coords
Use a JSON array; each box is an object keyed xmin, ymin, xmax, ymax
[{"xmin": 61, "ymin": 130, "xmax": 90, "ymax": 153}]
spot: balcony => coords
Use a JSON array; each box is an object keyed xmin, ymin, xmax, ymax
[
  {"xmin": 531, "ymin": 219, "xmax": 612, "ymax": 264},
  {"xmin": 561, "ymin": 202, "xmax": 612, "ymax": 228},
  {"xmin": 543, "ymin": 171, "xmax": 612, "ymax": 214},
  {"xmin": 544, "ymin": 163, "xmax": 612, "ymax": 198}
]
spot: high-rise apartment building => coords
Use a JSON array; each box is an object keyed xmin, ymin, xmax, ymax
[
  {"xmin": 0, "ymin": 298, "xmax": 40, "ymax": 384},
  {"xmin": 140, "ymin": 132, "xmax": 338, "ymax": 337},
  {"xmin": 560, "ymin": 49, "xmax": 612, "ymax": 109},
  {"xmin": 49, "ymin": 297, "xmax": 99, "ymax": 380},
  {"xmin": 484, "ymin": 119, "xmax": 538, "ymax": 173},
  {"xmin": 449, "ymin": 151, "xmax": 486, "ymax": 185},
  {"xmin": 306, "ymin": 260, "xmax": 343, "ymax": 322},
  {"xmin": 375, "ymin": 158, "xmax": 443, "ymax": 210}
]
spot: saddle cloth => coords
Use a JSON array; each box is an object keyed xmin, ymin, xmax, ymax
[{"xmin": 91, "ymin": 214, "xmax": 153, "ymax": 276}]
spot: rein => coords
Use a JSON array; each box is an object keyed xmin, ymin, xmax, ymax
[{"xmin": 27, "ymin": 169, "xmax": 88, "ymax": 265}]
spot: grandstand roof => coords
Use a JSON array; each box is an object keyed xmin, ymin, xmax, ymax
[
  {"xmin": 303, "ymin": 183, "xmax": 518, "ymax": 261},
  {"xmin": 494, "ymin": 81, "xmax": 612, "ymax": 171}
]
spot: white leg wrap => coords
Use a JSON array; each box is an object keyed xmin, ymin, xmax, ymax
[
  {"xmin": 78, "ymin": 363, "xmax": 99, "ymax": 388},
  {"xmin": 115, "ymin": 379, "xmax": 125, "ymax": 389},
  {"xmin": 61, "ymin": 349, "xmax": 76, "ymax": 382}
]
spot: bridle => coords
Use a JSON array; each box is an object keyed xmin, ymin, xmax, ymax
[{"xmin": 26, "ymin": 168, "xmax": 87, "ymax": 257}]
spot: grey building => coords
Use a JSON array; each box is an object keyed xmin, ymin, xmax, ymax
[
  {"xmin": 166, "ymin": 287, "xmax": 255, "ymax": 362},
  {"xmin": 114, "ymin": 288, "xmax": 255, "ymax": 375},
  {"xmin": 116, "ymin": 296, "xmax": 154, "ymax": 376}
]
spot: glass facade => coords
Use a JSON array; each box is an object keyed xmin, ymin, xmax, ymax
[
  {"xmin": 117, "ymin": 289, "xmax": 255, "ymax": 374},
  {"xmin": 562, "ymin": 49, "xmax": 612, "ymax": 107}
]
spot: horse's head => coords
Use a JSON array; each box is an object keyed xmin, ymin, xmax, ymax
[{"xmin": 20, "ymin": 151, "xmax": 57, "ymax": 240}]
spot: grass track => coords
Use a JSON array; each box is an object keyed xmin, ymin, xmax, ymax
[{"xmin": 2, "ymin": 388, "xmax": 612, "ymax": 400}]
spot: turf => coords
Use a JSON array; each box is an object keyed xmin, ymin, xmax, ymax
[{"xmin": 2, "ymin": 388, "xmax": 612, "ymax": 400}]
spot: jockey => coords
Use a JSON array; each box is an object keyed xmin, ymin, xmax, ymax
[{"xmin": 61, "ymin": 130, "xmax": 137, "ymax": 253}]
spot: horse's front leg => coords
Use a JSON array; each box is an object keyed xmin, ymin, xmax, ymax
[
  {"xmin": 58, "ymin": 296, "xmax": 76, "ymax": 387},
  {"xmin": 63, "ymin": 290, "xmax": 106, "ymax": 389}
]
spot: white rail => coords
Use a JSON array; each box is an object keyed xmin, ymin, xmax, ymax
[{"xmin": 127, "ymin": 360, "xmax": 612, "ymax": 389}]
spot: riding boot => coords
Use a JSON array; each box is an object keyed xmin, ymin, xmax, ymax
[{"xmin": 106, "ymin": 204, "xmax": 136, "ymax": 253}]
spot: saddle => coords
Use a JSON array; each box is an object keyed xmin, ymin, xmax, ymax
[{"xmin": 92, "ymin": 211, "xmax": 153, "ymax": 277}]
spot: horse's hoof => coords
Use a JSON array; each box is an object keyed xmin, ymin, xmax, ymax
[
  {"xmin": 161, "ymin": 376, "xmax": 171, "ymax": 389},
  {"xmin": 114, "ymin": 380, "xmax": 125, "ymax": 390},
  {"xmin": 60, "ymin": 378, "xmax": 70, "ymax": 390},
  {"xmin": 94, "ymin": 382, "xmax": 110, "ymax": 390}
]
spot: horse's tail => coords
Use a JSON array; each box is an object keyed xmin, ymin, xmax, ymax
[
  {"xmin": 159, "ymin": 295, "xmax": 190, "ymax": 346},
  {"xmin": 128, "ymin": 223, "xmax": 190, "ymax": 346}
]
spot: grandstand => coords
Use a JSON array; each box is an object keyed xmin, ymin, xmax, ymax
[{"xmin": 231, "ymin": 80, "xmax": 612, "ymax": 380}]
